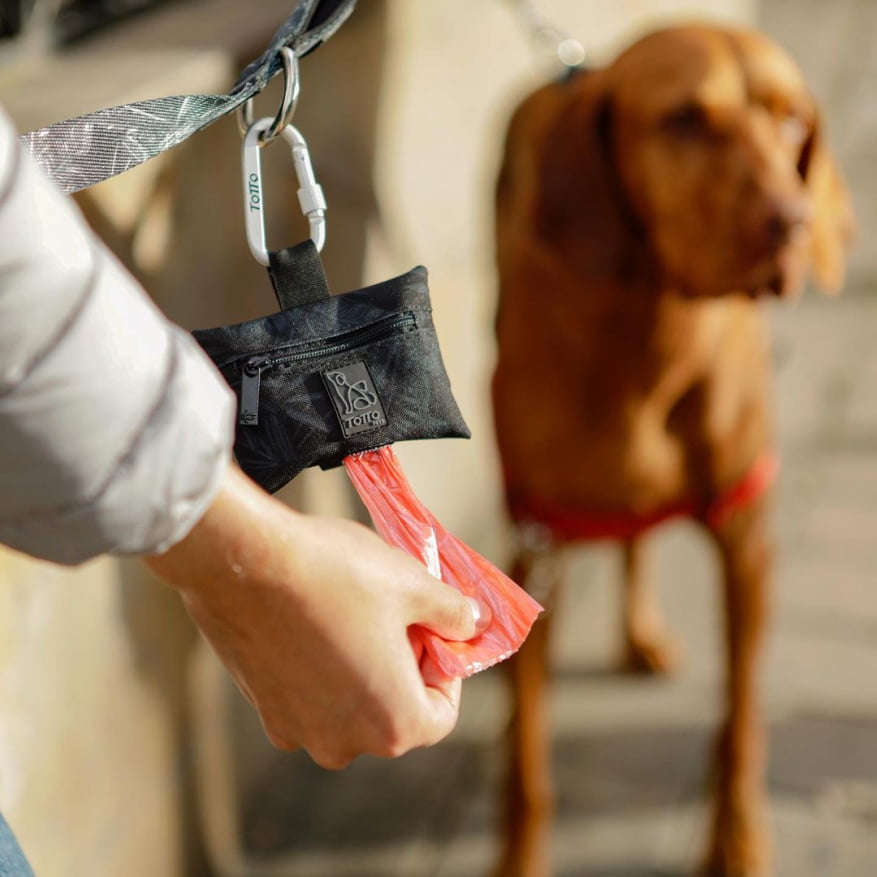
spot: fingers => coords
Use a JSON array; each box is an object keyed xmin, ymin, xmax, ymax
[
  {"xmin": 303, "ymin": 673, "xmax": 463, "ymax": 769},
  {"xmin": 408, "ymin": 576, "xmax": 491, "ymax": 642},
  {"xmin": 414, "ymin": 676, "xmax": 463, "ymax": 749}
]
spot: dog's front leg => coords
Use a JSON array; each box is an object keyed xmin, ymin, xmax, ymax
[
  {"xmin": 495, "ymin": 548, "xmax": 562, "ymax": 877},
  {"xmin": 702, "ymin": 496, "xmax": 774, "ymax": 877}
]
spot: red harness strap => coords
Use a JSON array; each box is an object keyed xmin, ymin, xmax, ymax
[{"xmin": 506, "ymin": 452, "xmax": 779, "ymax": 544}]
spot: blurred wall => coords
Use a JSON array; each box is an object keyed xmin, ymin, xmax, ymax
[{"xmin": 0, "ymin": 1, "xmax": 755, "ymax": 876}]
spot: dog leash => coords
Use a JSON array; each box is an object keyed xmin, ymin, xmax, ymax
[{"xmin": 19, "ymin": 0, "xmax": 357, "ymax": 195}]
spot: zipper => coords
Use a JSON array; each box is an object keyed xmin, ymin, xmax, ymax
[{"xmin": 238, "ymin": 313, "xmax": 417, "ymax": 426}]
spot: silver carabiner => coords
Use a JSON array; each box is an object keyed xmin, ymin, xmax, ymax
[{"xmin": 242, "ymin": 116, "xmax": 327, "ymax": 266}]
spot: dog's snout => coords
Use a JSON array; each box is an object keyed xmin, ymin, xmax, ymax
[{"xmin": 763, "ymin": 197, "xmax": 811, "ymax": 247}]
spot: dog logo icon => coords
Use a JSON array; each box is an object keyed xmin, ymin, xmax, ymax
[
  {"xmin": 321, "ymin": 361, "xmax": 388, "ymax": 438},
  {"xmin": 325, "ymin": 370, "xmax": 378, "ymax": 416}
]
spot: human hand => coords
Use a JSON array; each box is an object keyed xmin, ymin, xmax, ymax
[{"xmin": 145, "ymin": 463, "xmax": 484, "ymax": 769}]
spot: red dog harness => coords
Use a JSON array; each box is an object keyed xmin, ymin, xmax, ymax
[{"xmin": 506, "ymin": 452, "xmax": 778, "ymax": 544}]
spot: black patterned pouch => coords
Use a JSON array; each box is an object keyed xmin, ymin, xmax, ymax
[{"xmin": 192, "ymin": 240, "xmax": 470, "ymax": 494}]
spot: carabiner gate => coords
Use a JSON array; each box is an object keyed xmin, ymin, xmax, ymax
[{"xmin": 242, "ymin": 117, "xmax": 327, "ymax": 266}]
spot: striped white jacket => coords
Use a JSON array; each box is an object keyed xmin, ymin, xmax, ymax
[{"xmin": 0, "ymin": 110, "xmax": 234, "ymax": 565}]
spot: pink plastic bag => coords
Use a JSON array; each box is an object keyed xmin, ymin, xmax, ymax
[{"xmin": 343, "ymin": 446, "xmax": 543, "ymax": 679}]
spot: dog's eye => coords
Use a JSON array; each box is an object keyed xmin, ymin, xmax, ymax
[{"xmin": 660, "ymin": 102, "xmax": 708, "ymax": 137}]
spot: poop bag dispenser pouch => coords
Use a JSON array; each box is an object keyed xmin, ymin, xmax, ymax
[{"xmin": 193, "ymin": 240, "xmax": 470, "ymax": 492}]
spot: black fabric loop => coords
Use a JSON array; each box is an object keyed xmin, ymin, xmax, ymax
[
  {"xmin": 230, "ymin": 0, "xmax": 356, "ymax": 96},
  {"xmin": 268, "ymin": 240, "xmax": 331, "ymax": 310}
]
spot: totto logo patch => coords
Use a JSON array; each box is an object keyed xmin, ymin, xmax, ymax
[{"xmin": 322, "ymin": 362, "xmax": 388, "ymax": 438}]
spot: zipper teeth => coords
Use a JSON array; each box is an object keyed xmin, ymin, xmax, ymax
[{"xmin": 253, "ymin": 313, "xmax": 417, "ymax": 369}]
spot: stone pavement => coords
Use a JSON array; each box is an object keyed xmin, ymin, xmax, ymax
[{"xmin": 231, "ymin": 2, "xmax": 877, "ymax": 874}]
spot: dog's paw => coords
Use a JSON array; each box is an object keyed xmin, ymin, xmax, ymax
[
  {"xmin": 619, "ymin": 631, "xmax": 682, "ymax": 676},
  {"xmin": 492, "ymin": 806, "xmax": 554, "ymax": 877},
  {"xmin": 491, "ymin": 857, "xmax": 548, "ymax": 877},
  {"xmin": 491, "ymin": 841, "xmax": 551, "ymax": 877},
  {"xmin": 700, "ymin": 820, "xmax": 773, "ymax": 877},
  {"xmin": 699, "ymin": 849, "xmax": 773, "ymax": 877}
]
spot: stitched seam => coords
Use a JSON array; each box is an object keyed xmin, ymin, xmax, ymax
[
  {"xmin": 0, "ymin": 333, "xmax": 181, "ymax": 529},
  {"xmin": 0, "ymin": 239, "xmax": 102, "ymax": 398},
  {"xmin": 0, "ymin": 137, "xmax": 22, "ymax": 210},
  {"xmin": 295, "ymin": 2, "xmax": 355, "ymax": 49}
]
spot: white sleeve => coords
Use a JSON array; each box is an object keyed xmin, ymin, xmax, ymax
[{"xmin": 0, "ymin": 110, "xmax": 235, "ymax": 565}]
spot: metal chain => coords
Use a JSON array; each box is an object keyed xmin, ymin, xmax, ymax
[{"xmin": 505, "ymin": 0, "xmax": 586, "ymax": 68}]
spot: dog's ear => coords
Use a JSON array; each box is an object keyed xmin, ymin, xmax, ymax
[
  {"xmin": 532, "ymin": 72, "xmax": 641, "ymax": 278},
  {"xmin": 798, "ymin": 113, "xmax": 855, "ymax": 295}
]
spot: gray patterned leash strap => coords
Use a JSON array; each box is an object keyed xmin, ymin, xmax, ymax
[{"xmin": 19, "ymin": 0, "xmax": 358, "ymax": 195}]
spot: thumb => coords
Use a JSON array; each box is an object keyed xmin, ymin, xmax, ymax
[{"xmin": 410, "ymin": 577, "xmax": 490, "ymax": 642}]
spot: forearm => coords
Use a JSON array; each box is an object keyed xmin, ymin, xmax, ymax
[{"xmin": 144, "ymin": 462, "xmax": 301, "ymax": 603}]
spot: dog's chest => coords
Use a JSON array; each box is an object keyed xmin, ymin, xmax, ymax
[{"xmin": 493, "ymin": 290, "xmax": 769, "ymax": 509}]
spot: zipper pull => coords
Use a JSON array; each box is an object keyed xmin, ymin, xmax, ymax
[{"xmin": 240, "ymin": 356, "xmax": 271, "ymax": 426}]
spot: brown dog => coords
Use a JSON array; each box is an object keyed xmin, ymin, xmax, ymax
[{"xmin": 491, "ymin": 23, "xmax": 853, "ymax": 877}]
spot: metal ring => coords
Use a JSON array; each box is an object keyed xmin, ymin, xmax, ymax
[{"xmin": 237, "ymin": 47, "xmax": 300, "ymax": 142}]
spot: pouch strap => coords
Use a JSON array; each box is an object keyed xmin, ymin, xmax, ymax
[{"xmin": 268, "ymin": 240, "xmax": 331, "ymax": 310}]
